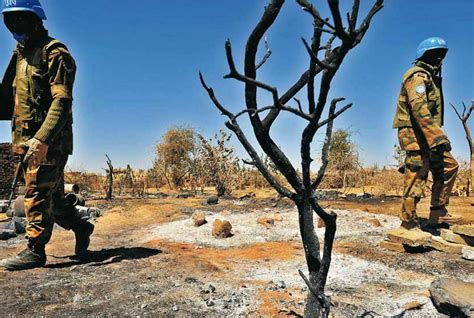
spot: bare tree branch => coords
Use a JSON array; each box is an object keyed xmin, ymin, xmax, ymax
[
  {"xmin": 353, "ymin": 0, "xmax": 384, "ymax": 44},
  {"xmin": 317, "ymin": 102, "xmax": 352, "ymax": 129},
  {"xmin": 450, "ymin": 103, "xmax": 464, "ymax": 121},
  {"xmin": 327, "ymin": 0, "xmax": 349, "ymax": 40},
  {"xmin": 294, "ymin": 97, "xmax": 303, "ymax": 112},
  {"xmin": 302, "ymin": 38, "xmax": 335, "ymax": 71},
  {"xmin": 199, "ymin": 72, "xmax": 295, "ymax": 199},
  {"xmin": 255, "ymin": 36, "xmax": 272, "ymax": 70},
  {"xmin": 312, "ymin": 98, "xmax": 345, "ymax": 189},
  {"xmin": 297, "ymin": 0, "xmax": 335, "ymax": 31},
  {"xmin": 199, "ymin": 71, "xmax": 234, "ymax": 118},
  {"xmin": 349, "ymin": 0, "xmax": 360, "ymax": 32},
  {"xmin": 234, "ymin": 104, "xmax": 312, "ymax": 121}
]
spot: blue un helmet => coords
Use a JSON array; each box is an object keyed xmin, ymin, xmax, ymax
[
  {"xmin": 2, "ymin": 0, "xmax": 47, "ymax": 20},
  {"xmin": 415, "ymin": 37, "xmax": 448, "ymax": 60}
]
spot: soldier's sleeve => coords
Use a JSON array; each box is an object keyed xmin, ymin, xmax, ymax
[
  {"xmin": 0, "ymin": 53, "xmax": 17, "ymax": 121},
  {"xmin": 34, "ymin": 47, "xmax": 76, "ymax": 144},
  {"xmin": 404, "ymin": 72, "xmax": 449, "ymax": 149}
]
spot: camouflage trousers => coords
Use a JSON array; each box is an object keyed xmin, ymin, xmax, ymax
[
  {"xmin": 24, "ymin": 155, "xmax": 84, "ymax": 245},
  {"xmin": 400, "ymin": 147, "xmax": 459, "ymax": 222}
]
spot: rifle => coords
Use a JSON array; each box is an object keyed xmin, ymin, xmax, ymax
[{"xmin": 7, "ymin": 156, "xmax": 25, "ymax": 216}]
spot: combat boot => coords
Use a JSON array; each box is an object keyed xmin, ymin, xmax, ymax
[
  {"xmin": 428, "ymin": 206, "xmax": 463, "ymax": 226},
  {"xmin": 73, "ymin": 221, "xmax": 94, "ymax": 260},
  {"xmin": 400, "ymin": 220, "xmax": 421, "ymax": 231},
  {"xmin": 0, "ymin": 242, "xmax": 46, "ymax": 271}
]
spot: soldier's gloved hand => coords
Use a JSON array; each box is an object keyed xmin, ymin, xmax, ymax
[{"xmin": 22, "ymin": 138, "xmax": 49, "ymax": 167}]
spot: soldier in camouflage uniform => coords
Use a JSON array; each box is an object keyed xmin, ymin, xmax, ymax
[
  {"xmin": 0, "ymin": 0, "xmax": 94, "ymax": 270},
  {"xmin": 393, "ymin": 37, "xmax": 460, "ymax": 231}
]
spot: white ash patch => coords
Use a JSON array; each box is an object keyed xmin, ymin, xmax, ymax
[{"xmin": 146, "ymin": 207, "xmax": 400, "ymax": 248}]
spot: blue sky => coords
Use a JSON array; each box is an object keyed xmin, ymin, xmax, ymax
[{"xmin": 0, "ymin": 0, "xmax": 473, "ymax": 173}]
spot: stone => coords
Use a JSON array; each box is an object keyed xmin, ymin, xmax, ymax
[
  {"xmin": 206, "ymin": 196, "xmax": 219, "ymax": 205},
  {"xmin": 451, "ymin": 224, "xmax": 474, "ymax": 237},
  {"xmin": 429, "ymin": 278, "xmax": 474, "ymax": 317},
  {"xmin": 273, "ymin": 213, "xmax": 283, "ymax": 222},
  {"xmin": 461, "ymin": 246, "xmax": 474, "ymax": 261},
  {"xmin": 384, "ymin": 228, "xmax": 431, "ymax": 247},
  {"xmin": 430, "ymin": 236, "xmax": 463, "ymax": 254},
  {"xmin": 191, "ymin": 211, "xmax": 207, "ymax": 227},
  {"xmin": 369, "ymin": 218, "xmax": 383, "ymax": 227},
  {"xmin": 440, "ymin": 229, "xmax": 474, "ymax": 246},
  {"xmin": 404, "ymin": 300, "xmax": 425, "ymax": 311},
  {"xmin": 212, "ymin": 219, "xmax": 232, "ymax": 238},
  {"xmin": 380, "ymin": 240, "xmax": 406, "ymax": 253},
  {"xmin": 257, "ymin": 217, "xmax": 275, "ymax": 228}
]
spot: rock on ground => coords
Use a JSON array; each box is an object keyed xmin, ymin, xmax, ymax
[
  {"xmin": 191, "ymin": 211, "xmax": 207, "ymax": 227},
  {"xmin": 207, "ymin": 196, "xmax": 219, "ymax": 205},
  {"xmin": 429, "ymin": 278, "xmax": 474, "ymax": 317},
  {"xmin": 212, "ymin": 219, "xmax": 232, "ymax": 238}
]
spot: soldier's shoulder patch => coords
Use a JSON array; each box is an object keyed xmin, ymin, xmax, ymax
[{"xmin": 416, "ymin": 85, "xmax": 426, "ymax": 94}]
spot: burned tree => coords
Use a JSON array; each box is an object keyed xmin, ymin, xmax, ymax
[
  {"xmin": 451, "ymin": 101, "xmax": 474, "ymax": 197},
  {"xmin": 200, "ymin": 0, "xmax": 383, "ymax": 316},
  {"xmin": 105, "ymin": 154, "xmax": 114, "ymax": 201}
]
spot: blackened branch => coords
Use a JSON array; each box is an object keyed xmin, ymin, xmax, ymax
[
  {"xmin": 353, "ymin": 0, "xmax": 384, "ymax": 44},
  {"xmin": 224, "ymin": 40, "xmax": 283, "ymax": 111},
  {"xmin": 349, "ymin": 0, "xmax": 360, "ymax": 32},
  {"xmin": 450, "ymin": 103, "xmax": 464, "ymax": 121},
  {"xmin": 317, "ymin": 102, "xmax": 352, "ymax": 128},
  {"xmin": 302, "ymin": 38, "xmax": 334, "ymax": 70},
  {"xmin": 312, "ymin": 98, "xmax": 345, "ymax": 189},
  {"xmin": 310, "ymin": 198, "xmax": 337, "ymax": 292},
  {"xmin": 294, "ymin": 97, "xmax": 303, "ymax": 112},
  {"xmin": 296, "ymin": 0, "xmax": 335, "ymax": 31},
  {"xmin": 199, "ymin": 72, "xmax": 234, "ymax": 118},
  {"xmin": 327, "ymin": 0, "xmax": 349, "ymax": 40},
  {"xmin": 233, "ymin": 104, "xmax": 312, "ymax": 121},
  {"xmin": 199, "ymin": 72, "xmax": 295, "ymax": 199}
]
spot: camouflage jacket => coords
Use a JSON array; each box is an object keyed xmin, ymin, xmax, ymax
[
  {"xmin": 0, "ymin": 31, "xmax": 76, "ymax": 156},
  {"xmin": 393, "ymin": 61, "xmax": 449, "ymax": 151}
]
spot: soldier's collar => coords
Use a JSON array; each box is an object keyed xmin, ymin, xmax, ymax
[
  {"xmin": 16, "ymin": 28, "xmax": 49, "ymax": 51},
  {"xmin": 415, "ymin": 61, "xmax": 438, "ymax": 75}
]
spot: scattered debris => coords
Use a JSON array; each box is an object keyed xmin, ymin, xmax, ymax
[
  {"xmin": 176, "ymin": 193, "xmax": 195, "ymax": 199},
  {"xmin": 212, "ymin": 219, "xmax": 232, "ymax": 238},
  {"xmin": 239, "ymin": 192, "xmax": 256, "ymax": 200},
  {"xmin": 429, "ymin": 278, "xmax": 474, "ymax": 317},
  {"xmin": 315, "ymin": 190, "xmax": 341, "ymax": 201}
]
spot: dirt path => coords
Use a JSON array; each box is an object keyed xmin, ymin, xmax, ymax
[{"xmin": 0, "ymin": 196, "xmax": 472, "ymax": 317}]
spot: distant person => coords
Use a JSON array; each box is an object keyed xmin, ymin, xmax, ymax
[
  {"xmin": 393, "ymin": 37, "xmax": 460, "ymax": 232},
  {"xmin": 0, "ymin": 0, "xmax": 94, "ymax": 270}
]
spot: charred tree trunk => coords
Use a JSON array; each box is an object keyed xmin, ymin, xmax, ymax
[
  {"xmin": 105, "ymin": 154, "xmax": 114, "ymax": 201},
  {"xmin": 200, "ymin": 1, "xmax": 383, "ymax": 315}
]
